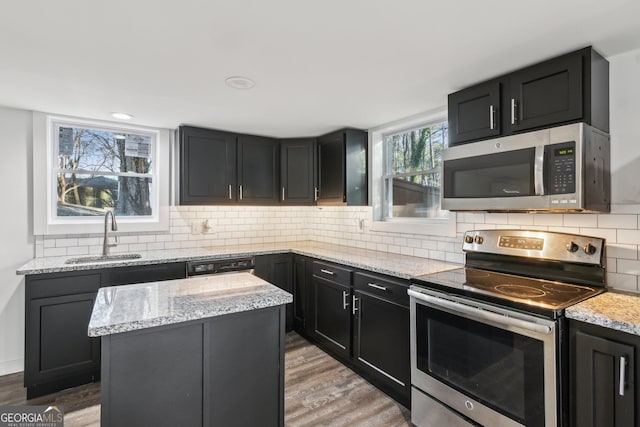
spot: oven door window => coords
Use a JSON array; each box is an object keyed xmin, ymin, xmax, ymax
[
  {"xmin": 443, "ymin": 148, "xmax": 535, "ymax": 198},
  {"xmin": 416, "ymin": 303, "xmax": 545, "ymax": 427}
]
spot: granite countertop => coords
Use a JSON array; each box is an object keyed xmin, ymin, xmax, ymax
[
  {"xmin": 16, "ymin": 241, "xmax": 460, "ymax": 280},
  {"xmin": 566, "ymin": 292, "xmax": 640, "ymax": 336},
  {"xmin": 88, "ymin": 272, "xmax": 292, "ymax": 337}
]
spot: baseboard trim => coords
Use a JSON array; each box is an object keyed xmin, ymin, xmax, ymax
[{"xmin": 0, "ymin": 358, "xmax": 24, "ymax": 376}]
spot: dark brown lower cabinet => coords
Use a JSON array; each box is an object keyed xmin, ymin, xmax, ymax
[
  {"xmin": 570, "ymin": 320, "xmax": 637, "ymax": 427},
  {"xmin": 254, "ymin": 254, "xmax": 294, "ymax": 331},
  {"xmin": 24, "ymin": 263, "xmax": 186, "ymax": 398},
  {"xmin": 311, "ymin": 275, "xmax": 352, "ymax": 360}
]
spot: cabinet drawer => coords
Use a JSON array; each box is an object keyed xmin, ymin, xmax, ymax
[
  {"xmin": 353, "ymin": 272, "xmax": 409, "ymax": 307},
  {"xmin": 27, "ymin": 272, "xmax": 102, "ymax": 299},
  {"xmin": 312, "ymin": 261, "xmax": 352, "ymax": 286}
]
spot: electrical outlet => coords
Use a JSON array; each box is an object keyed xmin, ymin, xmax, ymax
[{"xmin": 191, "ymin": 221, "xmax": 201, "ymax": 235}]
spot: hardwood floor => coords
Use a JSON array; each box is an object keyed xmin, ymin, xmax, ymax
[{"xmin": 0, "ymin": 332, "xmax": 411, "ymax": 426}]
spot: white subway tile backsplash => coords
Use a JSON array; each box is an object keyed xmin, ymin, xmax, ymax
[
  {"xmin": 607, "ymin": 273, "xmax": 638, "ymax": 292},
  {"xmin": 485, "ymin": 213, "xmax": 508, "ymax": 224},
  {"xmin": 564, "ymin": 214, "xmax": 598, "ymax": 228},
  {"xmin": 607, "ymin": 244, "xmax": 638, "ymax": 260},
  {"xmin": 507, "ymin": 214, "xmax": 535, "ymax": 225},
  {"xmin": 533, "ymin": 214, "xmax": 563, "ymax": 226},
  {"xmin": 618, "ymin": 259, "xmax": 640, "ymax": 275},
  {"xmin": 598, "ymin": 214, "xmax": 638, "ymax": 229},
  {"xmin": 617, "ymin": 229, "xmax": 640, "ymax": 245}
]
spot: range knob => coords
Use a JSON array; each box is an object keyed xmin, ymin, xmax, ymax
[
  {"xmin": 474, "ymin": 235, "xmax": 484, "ymax": 244},
  {"xmin": 584, "ymin": 243, "xmax": 597, "ymax": 255},
  {"xmin": 566, "ymin": 241, "xmax": 579, "ymax": 253},
  {"xmin": 464, "ymin": 235, "xmax": 474, "ymax": 244}
]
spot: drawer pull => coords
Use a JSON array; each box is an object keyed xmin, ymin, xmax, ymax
[
  {"xmin": 320, "ymin": 269, "xmax": 334, "ymax": 276},
  {"xmin": 342, "ymin": 290, "xmax": 349, "ymax": 310},
  {"xmin": 367, "ymin": 283, "xmax": 387, "ymax": 291},
  {"xmin": 352, "ymin": 295, "xmax": 359, "ymax": 315},
  {"xmin": 620, "ymin": 356, "xmax": 627, "ymax": 396}
]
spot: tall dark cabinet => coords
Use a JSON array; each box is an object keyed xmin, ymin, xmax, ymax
[
  {"xmin": 317, "ymin": 129, "xmax": 367, "ymax": 205},
  {"xmin": 180, "ymin": 126, "xmax": 236, "ymax": 204},
  {"xmin": 448, "ymin": 46, "xmax": 609, "ymax": 146},
  {"xmin": 570, "ymin": 320, "xmax": 638, "ymax": 427},
  {"xmin": 280, "ymin": 138, "xmax": 316, "ymax": 204},
  {"xmin": 237, "ymin": 135, "xmax": 279, "ymax": 204},
  {"xmin": 255, "ymin": 254, "xmax": 294, "ymax": 331}
]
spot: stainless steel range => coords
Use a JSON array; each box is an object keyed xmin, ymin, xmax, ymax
[{"xmin": 409, "ymin": 229, "xmax": 606, "ymax": 427}]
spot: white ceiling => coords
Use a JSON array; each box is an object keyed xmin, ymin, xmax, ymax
[{"xmin": 1, "ymin": 0, "xmax": 640, "ymax": 137}]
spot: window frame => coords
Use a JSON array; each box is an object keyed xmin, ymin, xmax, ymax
[
  {"xmin": 369, "ymin": 109, "xmax": 456, "ymax": 237},
  {"xmin": 33, "ymin": 112, "xmax": 170, "ymax": 235}
]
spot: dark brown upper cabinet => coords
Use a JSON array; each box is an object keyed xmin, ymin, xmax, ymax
[
  {"xmin": 280, "ymin": 138, "xmax": 317, "ymax": 205},
  {"xmin": 180, "ymin": 126, "xmax": 279, "ymax": 205},
  {"xmin": 180, "ymin": 126, "xmax": 236, "ymax": 204},
  {"xmin": 448, "ymin": 46, "xmax": 609, "ymax": 146},
  {"xmin": 448, "ymin": 81, "xmax": 501, "ymax": 145},
  {"xmin": 237, "ymin": 134, "xmax": 279, "ymax": 204},
  {"xmin": 317, "ymin": 129, "xmax": 367, "ymax": 206}
]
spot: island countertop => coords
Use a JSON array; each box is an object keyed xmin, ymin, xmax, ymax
[{"xmin": 88, "ymin": 272, "xmax": 292, "ymax": 337}]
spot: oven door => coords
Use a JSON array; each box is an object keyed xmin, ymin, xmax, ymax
[{"xmin": 408, "ymin": 287, "xmax": 557, "ymax": 427}]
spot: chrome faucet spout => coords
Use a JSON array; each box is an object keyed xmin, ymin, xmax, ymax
[{"xmin": 102, "ymin": 210, "xmax": 118, "ymax": 256}]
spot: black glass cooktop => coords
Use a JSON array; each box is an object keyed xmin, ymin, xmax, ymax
[{"xmin": 412, "ymin": 267, "xmax": 603, "ymax": 316}]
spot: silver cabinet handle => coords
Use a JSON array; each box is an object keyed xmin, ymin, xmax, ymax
[
  {"xmin": 320, "ymin": 269, "xmax": 334, "ymax": 275},
  {"xmin": 282, "ymin": 187, "xmax": 285, "ymax": 201},
  {"xmin": 342, "ymin": 290, "xmax": 349, "ymax": 310},
  {"xmin": 239, "ymin": 185, "xmax": 243, "ymax": 200},
  {"xmin": 314, "ymin": 187, "xmax": 319, "ymax": 202},
  {"xmin": 352, "ymin": 295, "xmax": 359, "ymax": 315},
  {"xmin": 228, "ymin": 184, "xmax": 232, "ymax": 200},
  {"xmin": 367, "ymin": 283, "xmax": 387, "ymax": 291},
  {"xmin": 510, "ymin": 99, "xmax": 517, "ymax": 125},
  {"xmin": 489, "ymin": 105, "xmax": 495, "ymax": 130},
  {"xmin": 620, "ymin": 356, "xmax": 627, "ymax": 396}
]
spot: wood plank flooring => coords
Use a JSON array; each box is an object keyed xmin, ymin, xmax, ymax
[{"xmin": 0, "ymin": 332, "xmax": 411, "ymax": 426}]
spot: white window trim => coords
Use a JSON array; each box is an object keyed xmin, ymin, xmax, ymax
[
  {"xmin": 368, "ymin": 107, "xmax": 456, "ymax": 237},
  {"xmin": 33, "ymin": 112, "xmax": 170, "ymax": 235}
]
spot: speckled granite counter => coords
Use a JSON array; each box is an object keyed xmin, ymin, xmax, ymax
[
  {"xmin": 566, "ymin": 292, "xmax": 640, "ymax": 336},
  {"xmin": 17, "ymin": 241, "xmax": 460, "ymax": 280},
  {"xmin": 88, "ymin": 272, "xmax": 292, "ymax": 337}
]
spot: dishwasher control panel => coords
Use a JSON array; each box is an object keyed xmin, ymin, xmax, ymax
[{"xmin": 187, "ymin": 257, "xmax": 255, "ymax": 276}]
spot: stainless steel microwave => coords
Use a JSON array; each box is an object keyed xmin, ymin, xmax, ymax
[{"xmin": 441, "ymin": 123, "xmax": 610, "ymax": 212}]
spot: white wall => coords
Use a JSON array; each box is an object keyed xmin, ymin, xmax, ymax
[
  {"xmin": 3, "ymin": 47, "xmax": 640, "ymax": 376},
  {"xmin": 0, "ymin": 107, "xmax": 34, "ymax": 375}
]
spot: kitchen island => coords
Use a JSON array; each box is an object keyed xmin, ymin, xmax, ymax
[{"xmin": 88, "ymin": 272, "xmax": 292, "ymax": 427}]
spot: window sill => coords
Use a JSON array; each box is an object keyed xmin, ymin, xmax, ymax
[{"xmin": 370, "ymin": 213, "xmax": 457, "ymax": 237}]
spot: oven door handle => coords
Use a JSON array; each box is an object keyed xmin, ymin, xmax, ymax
[{"xmin": 408, "ymin": 289, "xmax": 552, "ymax": 335}]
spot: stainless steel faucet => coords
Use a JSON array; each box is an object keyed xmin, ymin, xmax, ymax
[{"xmin": 102, "ymin": 209, "xmax": 118, "ymax": 256}]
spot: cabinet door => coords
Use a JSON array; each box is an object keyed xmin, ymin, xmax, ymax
[
  {"xmin": 26, "ymin": 293, "xmax": 100, "ymax": 386},
  {"xmin": 180, "ymin": 126, "xmax": 236, "ymax": 204},
  {"xmin": 317, "ymin": 132, "xmax": 345, "ymax": 203},
  {"xmin": 353, "ymin": 290, "xmax": 410, "ymax": 407},
  {"xmin": 280, "ymin": 138, "xmax": 316, "ymax": 205},
  {"xmin": 254, "ymin": 254, "xmax": 293, "ymax": 331},
  {"xmin": 574, "ymin": 331, "xmax": 635, "ymax": 427},
  {"xmin": 311, "ymin": 276, "xmax": 351, "ymax": 360},
  {"xmin": 293, "ymin": 256, "xmax": 307, "ymax": 333},
  {"xmin": 448, "ymin": 81, "xmax": 501, "ymax": 145},
  {"xmin": 509, "ymin": 53, "xmax": 583, "ymax": 132},
  {"xmin": 237, "ymin": 135, "xmax": 279, "ymax": 204}
]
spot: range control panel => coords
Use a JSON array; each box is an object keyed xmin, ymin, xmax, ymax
[{"xmin": 462, "ymin": 229, "xmax": 604, "ymax": 265}]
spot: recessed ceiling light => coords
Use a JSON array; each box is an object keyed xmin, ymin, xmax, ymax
[
  {"xmin": 111, "ymin": 112, "xmax": 133, "ymax": 120},
  {"xmin": 225, "ymin": 76, "xmax": 255, "ymax": 90}
]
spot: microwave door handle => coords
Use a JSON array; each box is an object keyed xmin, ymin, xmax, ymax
[{"xmin": 534, "ymin": 146, "xmax": 545, "ymax": 196}]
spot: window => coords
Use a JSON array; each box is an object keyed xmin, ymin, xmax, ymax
[
  {"xmin": 383, "ymin": 121, "xmax": 448, "ymax": 219},
  {"xmin": 54, "ymin": 122, "xmax": 155, "ymax": 218},
  {"xmin": 33, "ymin": 113, "xmax": 170, "ymax": 235}
]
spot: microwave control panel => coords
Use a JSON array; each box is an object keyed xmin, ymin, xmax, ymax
[{"xmin": 547, "ymin": 141, "xmax": 576, "ymax": 195}]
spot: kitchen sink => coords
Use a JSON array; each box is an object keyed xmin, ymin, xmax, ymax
[{"xmin": 65, "ymin": 253, "xmax": 142, "ymax": 264}]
